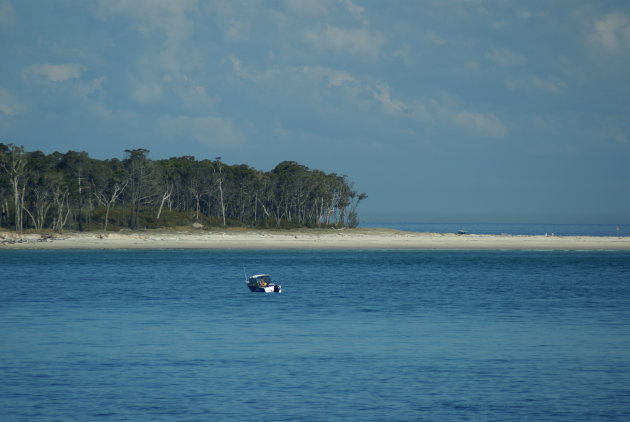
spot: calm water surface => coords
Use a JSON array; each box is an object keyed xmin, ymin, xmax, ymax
[
  {"xmin": 1, "ymin": 249, "xmax": 630, "ymax": 421},
  {"xmin": 361, "ymin": 222, "xmax": 629, "ymax": 237}
]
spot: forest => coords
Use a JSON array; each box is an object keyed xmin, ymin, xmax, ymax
[{"xmin": 0, "ymin": 143, "xmax": 367, "ymax": 232}]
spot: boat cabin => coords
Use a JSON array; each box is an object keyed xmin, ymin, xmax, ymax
[{"xmin": 246, "ymin": 274, "xmax": 281, "ymax": 293}]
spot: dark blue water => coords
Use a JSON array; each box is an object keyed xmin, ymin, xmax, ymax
[
  {"xmin": 2, "ymin": 249, "xmax": 630, "ymax": 421},
  {"xmin": 361, "ymin": 222, "xmax": 629, "ymax": 237}
]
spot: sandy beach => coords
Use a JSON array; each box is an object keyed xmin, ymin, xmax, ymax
[{"xmin": 1, "ymin": 227, "xmax": 629, "ymax": 250}]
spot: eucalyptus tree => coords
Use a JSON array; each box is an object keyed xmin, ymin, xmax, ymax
[
  {"xmin": 0, "ymin": 144, "xmax": 366, "ymax": 230},
  {"xmin": 0, "ymin": 143, "xmax": 29, "ymax": 232},
  {"xmin": 0, "ymin": 169, "xmax": 8, "ymax": 228},
  {"xmin": 348, "ymin": 192, "xmax": 368, "ymax": 228},
  {"xmin": 156, "ymin": 155, "xmax": 194, "ymax": 214},
  {"xmin": 49, "ymin": 172, "xmax": 71, "ymax": 232},
  {"xmin": 91, "ymin": 158, "xmax": 127, "ymax": 231},
  {"xmin": 227, "ymin": 164, "xmax": 261, "ymax": 224},
  {"xmin": 212, "ymin": 157, "xmax": 227, "ymax": 226},
  {"xmin": 23, "ymin": 150, "xmax": 56, "ymax": 230},
  {"xmin": 154, "ymin": 164, "xmax": 175, "ymax": 221},
  {"xmin": 58, "ymin": 151, "xmax": 93, "ymax": 230},
  {"xmin": 123, "ymin": 149, "xmax": 158, "ymax": 229}
]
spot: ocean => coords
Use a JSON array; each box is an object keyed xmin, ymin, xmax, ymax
[
  {"xmin": 2, "ymin": 249, "xmax": 630, "ymax": 421},
  {"xmin": 360, "ymin": 222, "xmax": 629, "ymax": 237}
]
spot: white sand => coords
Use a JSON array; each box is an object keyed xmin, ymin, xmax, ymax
[{"xmin": 1, "ymin": 228, "xmax": 629, "ymax": 250}]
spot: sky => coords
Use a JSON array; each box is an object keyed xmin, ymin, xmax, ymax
[{"xmin": 1, "ymin": 0, "xmax": 629, "ymax": 224}]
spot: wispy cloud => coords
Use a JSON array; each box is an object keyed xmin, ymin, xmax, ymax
[
  {"xmin": 505, "ymin": 75, "xmax": 566, "ymax": 95},
  {"xmin": 96, "ymin": 0, "xmax": 198, "ymax": 76},
  {"xmin": 223, "ymin": 56, "xmax": 507, "ymax": 138},
  {"xmin": 453, "ymin": 110, "xmax": 507, "ymax": 138},
  {"xmin": 0, "ymin": 86, "xmax": 25, "ymax": 116},
  {"xmin": 224, "ymin": 56, "xmax": 280, "ymax": 83},
  {"xmin": 177, "ymin": 82, "xmax": 219, "ymax": 109},
  {"xmin": 224, "ymin": 20, "xmax": 249, "ymax": 42},
  {"xmin": 424, "ymin": 30, "xmax": 446, "ymax": 46},
  {"xmin": 532, "ymin": 76, "xmax": 566, "ymax": 94},
  {"xmin": 369, "ymin": 83, "xmax": 407, "ymax": 115},
  {"xmin": 589, "ymin": 12, "xmax": 630, "ymax": 54},
  {"xmin": 21, "ymin": 63, "xmax": 85, "ymax": 82},
  {"xmin": 303, "ymin": 25, "xmax": 384, "ymax": 59},
  {"xmin": 0, "ymin": 0, "xmax": 16, "ymax": 27},
  {"xmin": 299, "ymin": 66, "xmax": 357, "ymax": 88},
  {"xmin": 284, "ymin": 0, "xmax": 367, "ymax": 23},
  {"xmin": 485, "ymin": 48, "xmax": 526, "ymax": 67},
  {"xmin": 158, "ymin": 115, "xmax": 245, "ymax": 147},
  {"xmin": 132, "ymin": 82, "xmax": 164, "ymax": 104},
  {"xmin": 284, "ymin": 0, "xmax": 333, "ymax": 16}
]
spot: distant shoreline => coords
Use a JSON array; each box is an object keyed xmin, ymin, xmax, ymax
[{"xmin": 2, "ymin": 228, "xmax": 630, "ymax": 251}]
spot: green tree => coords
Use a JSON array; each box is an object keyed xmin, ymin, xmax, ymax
[{"xmin": 124, "ymin": 149, "xmax": 157, "ymax": 229}]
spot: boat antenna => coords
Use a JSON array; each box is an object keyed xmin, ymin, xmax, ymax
[{"xmin": 243, "ymin": 264, "xmax": 247, "ymax": 281}]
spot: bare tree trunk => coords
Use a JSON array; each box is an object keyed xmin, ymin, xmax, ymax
[
  {"xmin": 218, "ymin": 178, "xmax": 226, "ymax": 225},
  {"xmin": 2, "ymin": 146, "xmax": 29, "ymax": 233},
  {"xmin": 52, "ymin": 188, "xmax": 70, "ymax": 232},
  {"xmin": 156, "ymin": 187, "xmax": 172, "ymax": 220},
  {"xmin": 214, "ymin": 158, "xmax": 227, "ymax": 226},
  {"xmin": 103, "ymin": 182, "xmax": 127, "ymax": 231},
  {"xmin": 12, "ymin": 177, "xmax": 21, "ymax": 232},
  {"xmin": 23, "ymin": 206, "xmax": 36, "ymax": 230},
  {"xmin": 104, "ymin": 203, "xmax": 112, "ymax": 231}
]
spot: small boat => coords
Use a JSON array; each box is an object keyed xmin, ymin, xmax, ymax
[{"xmin": 246, "ymin": 274, "xmax": 282, "ymax": 293}]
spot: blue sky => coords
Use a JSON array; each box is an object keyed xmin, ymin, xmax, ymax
[{"xmin": 1, "ymin": 0, "xmax": 629, "ymax": 223}]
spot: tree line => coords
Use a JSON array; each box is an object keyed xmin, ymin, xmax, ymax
[{"xmin": 0, "ymin": 143, "xmax": 367, "ymax": 232}]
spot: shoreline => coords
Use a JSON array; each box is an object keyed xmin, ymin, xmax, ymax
[{"xmin": 2, "ymin": 228, "xmax": 630, "ymax": 251}]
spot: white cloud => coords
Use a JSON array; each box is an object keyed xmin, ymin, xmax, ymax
[
  {"xmin": 453, "ymin": 110, "xmax": 507, "ymax": 138},
  {"xmin": 0, "ymin": 103, "xmax": 15, "ymax": 116},
  {"xmin": 298, "ymin": 66, "xmax": 357, "ymax": 87},
  {"xmin": 224, "ymin": 56, "xmax": 280, "ymax": 83},
  {"xmin": 96, "ymin": 0, "xmax": 198, "ymax": 76},
  {"xmin": 75, "ymin": 76, "xmax": 106, "ymax": 97},
  {"xmin": 22, "ymin": 63, "xmax": 85, "ymax": 82},
  {"xmin": 532, "ymin": 76, "xmax": 566, "ymax": 94},
  {"xmin": 274, "ymin": 119, "xmax": 290, "ymax": 138},
  {"xmin": 221, "ymin": 57, "xmax": 505, "ymax": 139},
  {"xmin": 589, "ymin": 13, "xmax": 630, "ymax": 54},
  {"xmin": 408, "ymin": 102, "xmax": 434, "ymax": 124},
  {"xmin": 505, "ymin": 74, "xmax": 566, "ymax": 95},
  {"xmin": 227, "ymin": 57, "xmax": 359, "ymax": 89},
  {"xmin": 97, "ymin": 0, "xmax": 197, "ymax": 37},
  {"xmin": 177, "ymin": 82, "xmax": 219, "ymax": 109},
  {"xmin": 158, "ymin": 115, "xmax": 245, "ymax": 147},
  {"xmin": 0, "ymin": 0, "xmax": 16, "ymax": 27},
  {"xmin": 370, "ymin": 83, "xmax": 407, "ymax": 115},
  {"xmin": 304, "ymin": 25, "xmax": 384, "ymax": 59},
  {"xmin": 394, "ymin": 44, "xmax": 411, "ymax": 65},
  {"xmin": 131, "ymin": 82, "xmax": 164, "ymax": 104},
  {"xmin": 612, "ymin": 132, "xmax": 628, "ymax": 145},
  {"xmin": 518, "ymin": 10, "xmax": 533, "ymax": 21},
  {"xmin": 424, "ymin": 30, "xmax": 446, "ymax": 46},
  {"xmin": 225, "ymin": 56, "xmax": 360, "ymax": 91},
  {"xmin": 284, "ymin": 0, "xmax": 332, "ymax": 16},
  {"xmin": 284, "ymin": 0, "xmax": 367, "ymax": 24},
  {"xmin": 0, "ymin": 87, "xmax": 25, "ymax": 116},
  {"xmin": 340, "ymin": 0, "xmax": 369, "ymax": 25},
  {"xmin": 224, "ymin": 20, "xmax": 249, "ymax": 42},
  {"xmin": 485, "ymin": 48, "xmax": 526, "ymax": 66}
]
